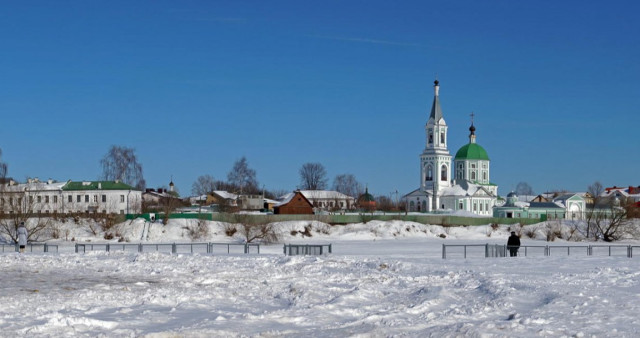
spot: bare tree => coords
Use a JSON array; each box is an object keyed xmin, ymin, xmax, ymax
[
  {"xmin": 587, "ymin": 196, "xmax": 635, "ymax": 242},
  {"xmin": 333, "ymin": 174, "xmax": 364, "ymax": 198},
  {"xmin": 229, "ymin": 214, "xmax": 279, "ymax": 243},
  {"xmin": 227, "ymin": 157, "xmax": 258, "ymax": 194},
  {"xmin": 0, "ymin": 148, "xmax": 7, "ymax": 182},
  {"xmin": 585, "ymin": 181, "xmax": 605, "ymax": 239},
  {"xmin": 515, "ymin": 182, "xmax": 534, "ymax": 196},
  {"xmin": 299, "ymin": 162, "xmax": 327, "ymax": 190},
  {"xmin": 100, "ymin": 145, "xmax": 146, "ymax": 190},
  {"xmin": 376, "ymin": 195, "xmax": 394, "ymax": 212},
  {"xmin": 192, "ymin": 175, "xmax": 217, "ymax": 196},
  {"xmin": 0, "ymin": 181, "xmax": 53, "ymax": 243}
]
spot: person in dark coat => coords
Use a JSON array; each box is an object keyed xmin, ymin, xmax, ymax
[
  {"xmin": 17, "ymin": 222, "xmax": 28, "ymax": 253},
  {"xmin": 507, "ymin": 231, "xmax": 520, "ymax": 257}
]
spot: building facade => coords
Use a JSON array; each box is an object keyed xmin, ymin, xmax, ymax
[{"xmin": 0, "ymin": 178, "xmax": 142, "ymax": 215}]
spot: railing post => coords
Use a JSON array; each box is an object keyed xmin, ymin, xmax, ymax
[
  {"xmin": 329, "ymin": 244, "xmax": 332, "ymax": 254},
  {"xmin": 138, "ymin": 243, "xmax": 142, "ymax": 253},
  {"xmin": 106, "ymin": 244, "xmax": 110, "ymax": 252},
  {"xmin": 464, "ymin": 245, "xmax": 467, "ymax": 259},
  {"xmin": 284, "ymin": 244, "xmax": 287, "ymax": 255},
  {"xmin": 442, "ymin": 244, "xmax": 445, "ymax": 259},
  {"xmin": 75, "ymin": 243, "xmax": 78, "ymax": 253},
  {"xmin": 485, "ymin": 244, "xmax": 488, "ymax": 258}
]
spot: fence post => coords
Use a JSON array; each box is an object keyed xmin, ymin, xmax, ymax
[
  {"xmin": 106, "ymin": 244, "xmax": 110, "ymax": 252},
  {"xmin": 284, "ymin": 244, "xmax": 287, "ymax": 255},
  {"xmin": 75, "ymin": 243, "xmax": 78, "ymax": 253},
  {"xmin": 138, "ymin": 243, "xmax": 142, "ymax": 253},
  {"xmin": 628, "ymin": 246, "xmax": 632, "ymax": 258},
  {"xmin": 442, "ymin": 244, "xmax": 446, "ymax": 259},
  {"xmin": 329, "ymin": 244, "xmax": 332, "ymax": 254},
  {"xmin": 172, "ymin": 243, "xmax": 177, "ymax": 254}
]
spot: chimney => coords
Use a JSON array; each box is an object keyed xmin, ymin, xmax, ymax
[{"xmin": 48, "ymin": 179, "xmax": 53, "ymax": 184}]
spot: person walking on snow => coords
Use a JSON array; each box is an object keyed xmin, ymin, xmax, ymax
[
  {"xmin": 17, "ymin": 222, "xmax": 28, "ymax": 253},
  {"xmin": 507, "ymin": 231, "xmax": 520, "ymax": 257}
]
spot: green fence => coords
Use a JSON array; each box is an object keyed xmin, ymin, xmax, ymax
[{"xmin": 126, "ymin": 212, "xmax": 540, "ymax": 226}]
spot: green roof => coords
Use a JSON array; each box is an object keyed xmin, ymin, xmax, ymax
[
  {"xmin": 62, "ymin": 181, "xmax": 138, "ymax": 191},
  {"xmin": 454, "ymin": 143, "xmax": 490, "ymax": 161}
]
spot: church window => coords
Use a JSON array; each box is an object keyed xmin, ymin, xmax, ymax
[
  {"xmin": 441, "ymin": 165, "xmax": 447, "ymax": 181},
  {"xmin": 440, "ymin": 132, "xmax": 445, "ymax": 144},
  {"xmin": 457, "ymin": 171, "xmax": 463, "ymax": 180},
  {"xmin": 471, "ymin": 163, "xmax": 476, "ymax": 169},
  {"xmin": 426, "ymin": 166, "xmax": 433, "ymax": 181},
  {"xmin": 480, "ymin": 203, "xmax": 483, "ymax": 211},
  {"xmin": 459, "ymin": 202, "xmax": 463, "ymax": 210},
  {"xmin": 471, "ymin": 172, "xmax": 476, "ymax": 180},
  {"xmin": 428, "ymin": 131, "xmax": 433, "ymax": 144},
  {"xmin": 473, "ymin": 203, "xmax": 477, "ymax": 211},
  {"xmin": 483, "ymin": 172, "xmax": 487, "ymax": 181}
]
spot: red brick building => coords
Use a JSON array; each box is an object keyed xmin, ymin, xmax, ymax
[{"xmin": 274, "ymin": 191, "xmax": 314, "ymax": 215}]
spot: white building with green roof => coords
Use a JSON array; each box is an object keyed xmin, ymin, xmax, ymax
[
  {"xmin": 403, "ymin": 80, "xmax": 498, "ymax": 215},
  {"xmin": 0, "ymin": 178, "xmax": 142, "ymax": 215}
]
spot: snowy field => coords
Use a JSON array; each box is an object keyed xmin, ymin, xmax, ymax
[{"xmin": 1, "ymin": 219, "xmax": 640, "ymax": 337}]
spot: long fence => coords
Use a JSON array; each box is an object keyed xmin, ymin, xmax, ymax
[
  {"xmin": 0, "ymin": 243, "xmax": 59, "ymax": 253},
  {"xmin": 442, "ymin": 243, "xmax": 640, "ymax": 259},
  {"xmin": 74, "ymin": 242, "xmax": 260, "ymax": 254}
]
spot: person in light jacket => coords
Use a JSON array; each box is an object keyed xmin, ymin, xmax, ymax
[
  {"xmin": 17, "ymin": 222, "xmax": 28, "ymax": 253},
  {"xmin": 507, "ymin": 231, "xmax": 520, "ymax": 257}
]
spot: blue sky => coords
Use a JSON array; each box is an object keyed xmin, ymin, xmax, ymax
[{"xmin": 1, "ymin": 0, "xmax": 638, "ymax": 197}]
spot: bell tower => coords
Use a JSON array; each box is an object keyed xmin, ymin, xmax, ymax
[{"xmin": 420, "ymin": 79, "xmax": 452, "ymax": 210}]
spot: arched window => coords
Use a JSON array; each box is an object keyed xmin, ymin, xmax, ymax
[
  {"xmin": 440, "ymin": 132, "xmax": 445, "ymax": 144},
  {"xmin": 426, "ymin": 166, "xmax": 433, "ymax": 181},
  {"xmin": 428, "ymin": 131, "xmax": 433, "ymax": 144},
  {"xmin": 441, "ymin": 165, "xmax": 448, "ymax": 181},
  {"xmin": 471, "ymin": 171, "xmax": 476, "ymax": 180}
]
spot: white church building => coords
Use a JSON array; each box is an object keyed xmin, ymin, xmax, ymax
[{"xmin": 403, "ymin": 80, "xmax": 498, "ymax": 215}]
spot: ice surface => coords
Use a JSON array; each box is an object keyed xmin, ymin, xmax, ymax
[{"xmin": 1, "ymin": 219, "xmax": 640, "ymax": 337}]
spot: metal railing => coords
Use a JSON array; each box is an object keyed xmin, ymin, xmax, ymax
[
  {"xmin": 443, "ymin": 243, "xmax": 640, "ymax": 259},
  {"xmin": 0, "ymin": 243, "xmax": 59, "ymax": 253},
  {"xmin": 75, "ymin": 242, "xmax": 260, "ymax": 254},
  {"xmin": 283, "ymin": 244, "xmax": 332, "ymax": 256}
]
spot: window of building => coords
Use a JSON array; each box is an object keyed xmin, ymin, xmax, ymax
[
  {"xmin": 77, "ymin": 195, "xmax": 81, "ymax": 203},
  {"xmin": 480, "ymin": 203, "xmax": 483, "ymax": 211},
  {"xmin": 483, "ymin": 172, "xmax": 487, "ymax": 181},
  {"xmin": 471, "ymin": 163, "xmax": 476, "ymax": 169},
  {"xmin": 459, "ymin": 202, "xmax": 463, "ymax": 210},
  {"xmin": 85, "ymin": 195, "xmax": 89, "ymax": 203},
  {"xmin": 473, "ymin": 203, "xmax": 477, "ymax": 211},
  {"xmin": 102, "ymin": 195, "xmax": 106, "ymax": 203},
  {"xmin": 426, "ymin": 166, "xmax": 433, "ymax": 181},
  {"xmin": 120, "ymin": 210, "xmax": 124, "ymax": 214},
  {"xmin": 428, "ymin": 131, "xmax": 433, "ymax": 144},
  {"xmin": 93, "ymin": 195, "xmax": 98, "ymax": 203},
  {"xmin": 30, "ymin": 196, "xmax": 34, "ymax": 203},
  {"xmin": 441, "ymin": 165, "xmax": 447, "ymax": 181},
  {"xmin": 53, "ymin": 196, "xmax": 58, "ymax": 203},
  {"xmin": 471, "ymin": 172, "xmax": 476, "ymax": 180},
  {"xmin": 440, "ymin": 132, "xmax": 445, "ymax": 144},
  {"xmin": 120, "ymin": 195, "xmax": 125, "ymax": 203},
  {"xmin": 37, "ymin": 196, "xmax": 41, "ymax": 203},
  {"xmin": 68, "ymin": 195, "xmax": 72, "ymax": 203},
  {"xmin": 45, "ymin": 196, "xmax": 50, "ymax": 203}
]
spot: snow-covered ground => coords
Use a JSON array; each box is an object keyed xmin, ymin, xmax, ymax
[{"xmin": 1, "ymin": 219, "xmax": 640, "ymax": 337}]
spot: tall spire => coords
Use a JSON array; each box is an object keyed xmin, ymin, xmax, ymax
[
  {"xmin": 429, "ymin": 79, "xmax": 443, "ymax": 122},
  {"xmin": 469, "ymin": 112, "xmax": 476, "ymax": 144}
]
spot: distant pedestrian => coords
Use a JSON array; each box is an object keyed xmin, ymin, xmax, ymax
[
  {"xmin": 17, "ymin": 222, "xmax": 28, "ymax": 253},
  {"xmin": 507, "ymin": 231, "xmax": 520, "ymax": 257}
]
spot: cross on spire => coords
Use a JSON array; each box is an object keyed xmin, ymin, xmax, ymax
[{"xmin": 470, "ymin": 112, "xmax": 475, "ymax": 124}]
